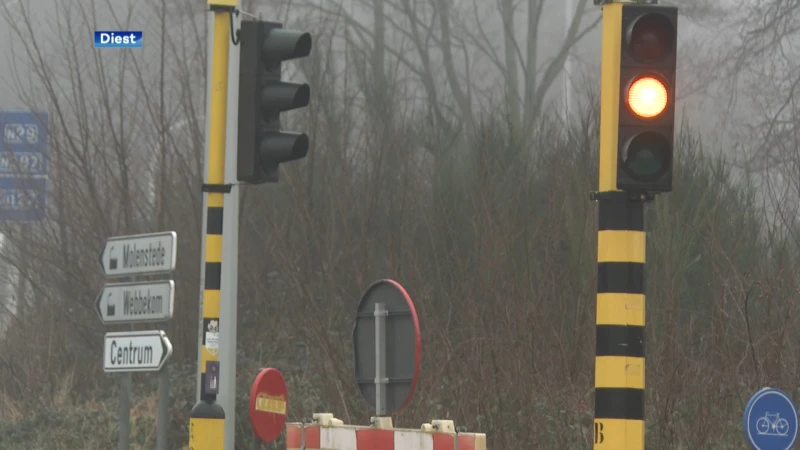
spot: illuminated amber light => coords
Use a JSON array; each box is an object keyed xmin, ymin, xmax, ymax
[{"xmin": 627, "ymin": 77, "xmax": 668, "ymax": 118}]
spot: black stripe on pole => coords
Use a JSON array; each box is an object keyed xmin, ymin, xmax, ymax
[
  {"xmin": 595, "ymin": 388, "xmax": 645, "ymax": 420},
  {"xmin": 208, "ymin": 206, "xmax": 224, "ymax": 234},
  {"xmin": 598, "ymin": 194, "xmax": 644, "ymax": 231},
  {"xmin": 597, "ymin": 262, "xmax": 644, "ymax": 294},
  {"xmin": 596, "ymin": 325, "xmax": 644, "ymax": 357}
]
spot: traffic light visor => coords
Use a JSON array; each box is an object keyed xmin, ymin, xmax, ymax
[
  {"xmin": 260, "ymin": 132, "xmax": 309, "ymax": 166},
  {"xmin": 263, "ymin": 29, "xmax": 312, "ymax": 61},
  {"xmin": 628, "ymin": 13, "xmax": 675, "ymax": 62},
  {"xmin": 622, "ymin": 132, "xmax": 670, "ymax": 181},
  {"xmin": 627, "ymin": 77, "xmax": 668, "ymax": 118}
]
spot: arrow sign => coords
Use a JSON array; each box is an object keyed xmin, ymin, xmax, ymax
[
  {"xmin": 103, "ymin": 330, "xmax": 173, "ymax": 373},
  {"xmin": 100, "ymin": 231, "xmax": 177, "ymax": 277},
  {"xmin": 96, "ymin": 280, "xmax": 174, "ymax": 324}
]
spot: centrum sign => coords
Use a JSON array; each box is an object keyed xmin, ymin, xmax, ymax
[
  {"xmin": 103, "ymin": 330, "xmax": 172, "ymax": 372},
  {"xmin": 100, "ymin": 231, "xmax": 177, "ymax": 277}
]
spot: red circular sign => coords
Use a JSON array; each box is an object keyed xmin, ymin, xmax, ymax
[
  {"xmin": 249, "ymin": 368, "xmax": 288, "ymax": 443},
  {"xmin": 352, "ymin": 279, "xmax": 421, "ymax": 415}
]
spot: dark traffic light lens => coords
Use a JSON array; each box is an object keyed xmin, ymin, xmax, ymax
[
  {"xmin": 628, "ymin": 14, "xmax": 675, "ymax": 62},
  {"xmin": 622, "ymin": 132, "xmax": 671, "ymax": 181}
]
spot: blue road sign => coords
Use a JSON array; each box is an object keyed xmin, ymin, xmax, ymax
[
  {"xmin": 0, "ymin": 110, "xmax": 48, "ymax": 176},
  {"xmin": 744, "ymin": 387, "xmax": 799, "ymax": 450},
  {"xmin": 0, "ymin": 110, "xmax": 48, "ymax": 222},
  {"xmin": 0, "ymin": 177, "xmax": 46, "ymax": 222}
]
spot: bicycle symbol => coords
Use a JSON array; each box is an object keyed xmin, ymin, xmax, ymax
[{"xmin": 756, "ymin": 412, "xmax": 790, "ymax": 436}]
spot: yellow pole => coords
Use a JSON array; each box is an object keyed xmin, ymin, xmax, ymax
[
  {"xmin": 593, "ymin": 2, "xmax": 646, "ymax": 449},
  {"xmin": 190, "ymin": 1, "xmax": 236, "ymax": 448}
]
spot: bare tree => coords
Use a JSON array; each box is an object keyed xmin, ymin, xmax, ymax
[{"xmin": 0, "ymin": 0, "xmax": 207, "ymax": 402}]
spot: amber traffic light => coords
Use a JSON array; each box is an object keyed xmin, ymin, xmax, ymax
[
  {"xmin": 627, "ymin": 76, "xmax": 668, "ymax": 118},
  {"xmin": 617, "ymin": 5, "xmax": 678, "ymax": 192}
]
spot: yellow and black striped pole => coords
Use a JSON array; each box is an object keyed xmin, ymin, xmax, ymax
[
  {"xmin": 190, "ymin": 0, "xmax": 237, "ymax": 448},
  {"xmin": 592, "ymin": 1, "xmax": 646, "ymax": 449}
]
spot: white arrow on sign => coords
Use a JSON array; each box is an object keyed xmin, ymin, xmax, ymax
[
  {"xmin": 95, "ymin": 280, "xmax": 175, "ymax": 324},
  {"xmin": 103, "ymin": 330, "xmax": 173, "ymax": 372},
  {"xmin": 100, "ymin": 231, "xmax": 177, "ymax": 277}
]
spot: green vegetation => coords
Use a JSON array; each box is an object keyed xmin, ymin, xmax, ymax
[{"xmin": 1, "ymin": 111, "xmax": 793, "ymax": 449}]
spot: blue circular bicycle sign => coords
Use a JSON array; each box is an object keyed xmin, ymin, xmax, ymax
[{"xmin": 743, "ymin": 387, "xmax": 798, "ymax": 450}]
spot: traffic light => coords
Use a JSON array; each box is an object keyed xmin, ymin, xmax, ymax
[
  {"xmin": 237, "ymin": 20, "xmax": 312, "ymax": 184},
  {"xmin": 616, "ymin": 4, "xmax": 678, "ymax": 192}
]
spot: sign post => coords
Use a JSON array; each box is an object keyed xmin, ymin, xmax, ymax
[
  {"xmin": 97, "ymin": 231, "xmax": 177, "ymax": 450},
  {"xmin": 743, "ymin": 387, "xmax": 799, "ymax": 450}
]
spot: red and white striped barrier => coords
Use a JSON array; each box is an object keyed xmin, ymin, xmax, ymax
[{"xmin": 286, "ymin": 414, "xmax": 487, "ymax": 450}]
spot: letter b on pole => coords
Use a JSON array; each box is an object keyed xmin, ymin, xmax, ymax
[
  {"xmin": 237, "ymin": 20, "xmax": 312, "ymax": 184},
  {"xmin": 594, "ymin": 421, "xmax": 604, "ymax": 444}
]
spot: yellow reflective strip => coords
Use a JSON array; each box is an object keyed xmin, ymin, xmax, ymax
[
  {"xmin": 208, "ymin": 0, "xmax": 237, "ymax": 7},
  {"xmin": 597, "ymin": 293, "xmax": 645, "ymax": 326},
  {"xmin": 207, "ymin": 192, "xmax": 224, "ymax": 207},
  {"xmin": 189, "ymin": 417, "xmax": 224, "ymax": 449},
  {"xmin": 202, "ymin": 290, "xmax": 220, "ymax": 318},
  {"xmin": 595, "ymin": 356, "xmax": 645, "ymax": 389},
  {"xmin": 205, "ymin": 234, "xmax": 223, "ymax": 263},
  {"xmin": 593, "ymin": 418, "xmax": 644, "ymax": 449},
  {"xmin": 598, "ymin": 230, "xmax": 645, "ymax": 263}
]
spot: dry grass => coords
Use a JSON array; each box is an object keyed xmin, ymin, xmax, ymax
[{"xmin": 0, "ymin": 112, "xmax": 791, "ymax": 450}]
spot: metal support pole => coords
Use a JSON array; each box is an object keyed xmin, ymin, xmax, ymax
[
  {"xmin": 196, "ymin": 10, "xmax": 213, "ymax": 406},
  {"xmin": 189, "ymin": 1, "xmax": 235, "ymax": 448},
  {"xmin": 118, "ymin": 371, "xmax": 131, "ymax": 450},
  {"xmin": 300, "ymin": 421, "xmax": 306, "ymax": 450},
  {"xmin": 593, "ymin": 3, "xmax": 646, "ymax": 449},
  {"xmin": 156, "ymin": 321, "xmax": 170, "ymax": 450},
  {"xmin": 219, "ymin": 8, "xmax": 241, "ymax": 448},
  {"xmin": 119, "ymin": 286, "xmax": 136, "ymax": 450},
  {"xmin": 564, "ymin": 0, "xmax": 574, "ymax": 120},
  {"xmin": 374, "ymin": 302, "xmax": 388, "ymax": 416},
  {"xmin": 593, "ymin": 192, "xmax": 646, "ymax": 449}
]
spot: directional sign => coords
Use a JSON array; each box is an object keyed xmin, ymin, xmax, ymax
[
  {"xmin": 100, "ymin": 231, "xmax": 177, "ymax": 277},
  {"xmin": 0, "ymin": 110, "xmax": 48, "ymax": 223},
  {"xmin": 96, "ymin": 280, "xmax": 174, "ymax": 324},
  {"xmin": 743, "ymin": 387, "xmax": 799, "ymax": 450},
  {"xmin": 103, "ymin": 330, "xmax": 172, "ymax": 373},
  {"xmin": 0, "ymin": 177, "xmax": 46, "ymax": 222},
  {"xmin": 0, "ymin": 110, "xmax": 49, "ymax": 175}
]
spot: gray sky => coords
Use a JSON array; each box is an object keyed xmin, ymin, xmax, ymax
[{"xmin": 0, "ymin": 1, "xmax": 787, "ymax": 167}]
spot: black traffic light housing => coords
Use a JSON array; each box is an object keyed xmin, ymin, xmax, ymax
[
  {"xmin": 616, "ymin": 4, "xmax": 678, "ymax": 193},
  {"xmin": 238, "ymin": 20, "xmax": 312, "ymax": 184}
]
